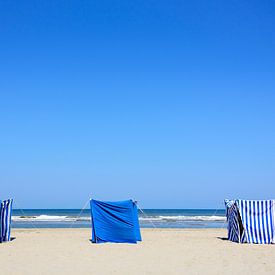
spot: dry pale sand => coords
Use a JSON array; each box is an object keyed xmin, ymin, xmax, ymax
[{"xmin": 0, "ymin": 228, "xmax": 275, "ymax": 275}]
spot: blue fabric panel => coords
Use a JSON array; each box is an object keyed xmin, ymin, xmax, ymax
[
  {"xmin": 90, "ymin": 199, "xmax": 141, "ymax": 244},
  {"xmin": 237, "ymin": 200, "xmax": 275, "ymax": 244},
  {"xmin": 224, "ymin": 200, "xmax": 244, "ymax": 243},
  {"xmin": 132, "ymin": 202, "xmax": 142, "ymax": 241}
]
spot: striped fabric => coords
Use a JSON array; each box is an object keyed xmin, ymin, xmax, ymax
[
  {"xmin": 225, "ymin": 199, "xmax": 235, "ymax": 221},
  {"xmin": 0, "ymin": 199, "xmax": 13, "ymax": 243},
  {"xmin": 237, "ymin": 200, "xmax": 275, "ymax": 244},
  {"xmin": 225, "ymin": 200, "xmax": 245, "ymax": 243}
]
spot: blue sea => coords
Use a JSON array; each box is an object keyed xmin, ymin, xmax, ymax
[{"xmin": 12, "ymin": 209, "xmax": 226, "ymax": 229}]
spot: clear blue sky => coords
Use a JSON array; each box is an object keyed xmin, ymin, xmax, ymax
[{"xmin": 0, "ymin": 1, "xmax": 274, "ymax": 208}]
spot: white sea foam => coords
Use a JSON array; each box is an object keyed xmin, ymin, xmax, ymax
[
  {"xmin": 139, "ymin": 215, "xmax": 225, "ymax": 222},
  {"xmin": 12, "ymin": 215, "xmax": 225, "ymax": 222},
  {"xmin": 12, "ymin": 215, "xmax": 91, "ymax": 222}
]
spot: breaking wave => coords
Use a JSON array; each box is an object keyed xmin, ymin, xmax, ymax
[
  {"xmin": 12, "ymin": 215, "xmax": 225, "ymax": 223},
  {"xmin": 139, "ymin": 215, "xmax": 225, "ymax": 222},
  {"xmin": 12, "ymin": 215, "xmax": 91, "ymax": 222}
]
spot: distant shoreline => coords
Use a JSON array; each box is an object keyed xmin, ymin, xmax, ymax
[{"xmin": 11, "ymin": 208, "xmax": 226, "ymax": 229}]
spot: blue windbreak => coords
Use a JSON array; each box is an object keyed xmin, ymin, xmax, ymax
[
  {"xmin": 0, "ymin": 199, "xmax": 13, "ymax": 243},
  {"xmin": 90, "ymin": 199, "xmax": 142, "ymax": 243},
  {"xmin": 237, "ymin": 200, "xmax": 275, "ymax": 244}
]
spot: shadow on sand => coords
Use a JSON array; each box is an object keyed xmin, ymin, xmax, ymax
[
  {"xmin": 0, "ymin": 237, "xmax": 16, "ymax": 244},
  {"xmin": 216, "ymin": 237, "xmax": 228, "ymax": 241}
]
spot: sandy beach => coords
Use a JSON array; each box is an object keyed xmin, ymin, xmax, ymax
[{"xmin": 0, "ymin": 228, "xmax": 274, "ymax": 275}]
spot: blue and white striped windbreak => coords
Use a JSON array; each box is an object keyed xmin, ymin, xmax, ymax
[
  {"xmin": 0, "ymin": 199, "xmax": 13, "ymax": 243},
  {"xmin": 225, "ymin": 199, "xmax": 275, "ymax": 244},
  {"xmin": 224, "ymin": 200, "xmax": 246, "ymax": 243},
  {"xmin": 237, "ymin": 200, "xmax": 275, "ymax": 244}
]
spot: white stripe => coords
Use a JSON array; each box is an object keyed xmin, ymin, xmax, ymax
[
  {"xmin": 254, "ymin": 201, "xmax": 259, "ymax": 243},
  {"xmin": 241, "ymin": 200, "xmax": 248, "ymax": 243},
  {"xmin": 263, "ymin": 201, "xmax": 268, "ymax": 243},
  {"xmin": 267, "ymin": 201, "xmax": 273, "ymax": 243},
  {"xmin": 245, "ymin": 201, "xmax": 252, "ymax": 243},
  {"xmin": 251, "ymin": 201, "xmax": 257, "ymax": 243},
  {"xmin": 258, "ymin": 201, "xmax": 264, "ymax": 243}
]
